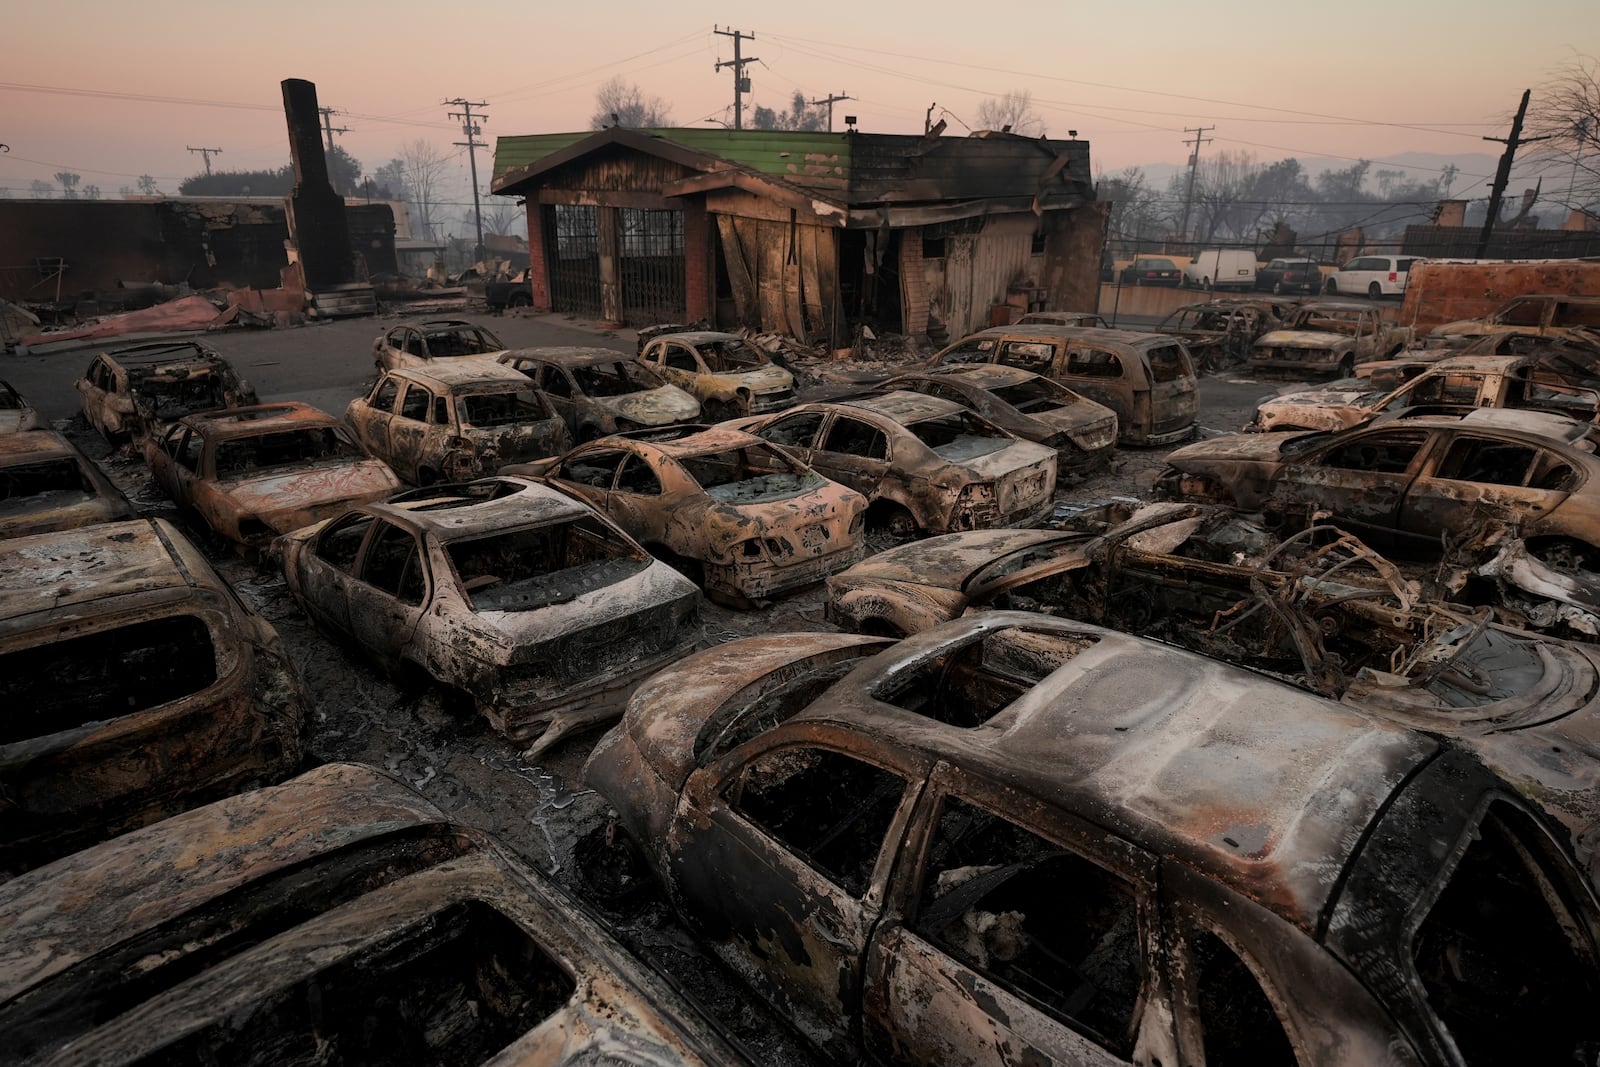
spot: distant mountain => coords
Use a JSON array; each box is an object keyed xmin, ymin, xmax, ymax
[{"xmin": 1112, "ymin": 151, "xmax": 1508, "ymax": 198}]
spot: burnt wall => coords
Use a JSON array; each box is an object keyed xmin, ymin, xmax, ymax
[{"xmin": 0, "ymin": 201, "xmax": 166, "ymax": 302}]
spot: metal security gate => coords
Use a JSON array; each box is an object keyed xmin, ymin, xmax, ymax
[
  {"xmin": 618, "ymin": 208, "xmax": 685, "ymax": 327},
  {"xmin": 549, "ymin": 204, "xmax": 602, "ymax": 318}
]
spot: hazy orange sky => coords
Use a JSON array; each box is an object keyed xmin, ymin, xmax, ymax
[{"xmin": 3, "ymin": 0, "xmax": 1593, "ymax": 210}]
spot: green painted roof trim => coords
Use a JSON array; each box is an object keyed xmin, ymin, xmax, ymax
[{"xmin": 492, "ymin": 128, "xmax": 852, "ymax": 185}]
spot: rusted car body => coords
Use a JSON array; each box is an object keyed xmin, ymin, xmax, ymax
[
  {"xmin": 345, "ymin": 362, "xmax": 567, "ymax": 485},
  {"xmin": 637, "ymin": 330, "xmax": 797, "ymax": 418},
  {"xmin": 1157, "ymin": 408, "xmax": 1600, "ymax": 560},
  {"xmin": 878, "ymin": 366, "xmax": 1117, "ymax": 472},
  {"xmin": 499, "ymin": 346, "xmax": 701, "ymax": 440},
  {"xmin": 75, "ymin": 340, "xmax": 260, "ymax": 442},
  {"xmin": 1430, "ymin": 294, "xmax": 1600, "ymax": 342},
  {"xmin": 930, "ymin": 324, "xmax": 1199, "ymax": 445},
  {"xmin": 0, "ymin": 518, "xmax": 307, "ymax": 873},
  {"xmin": 734, "ymin": 392, "xmax": 1058, "ymax": 536},
  {"xmin": 372, "ymin": 318, "xmax": 507, "ymax": 371},
  {"xmin": 145, "ymin": 402, "xmax": 402, "ymax": 547},
  {"xmin": 0, "ymin": 380, "xmax": 44, "ymax": 433},
  {"xmin": 279, "ymin": 477, "xmax": 701, "ymax": 753},
  {"xmin": 0, "ymin": 762, "xmax": 742, "ymax": 1065},
  {"xmin": 585, "ymin": 611, "xmax": 1600, "ymax": 1065},
  {"xmin": 1014, "ymin": 310, "xmax": 1108, "ymax": 328},
  {"xmin": 1, "ymin": 428, "xmax": 135, "ymax": 539},
  {"xmin": 506, "ymin": 427, "xmax": 866, "ymax": 607},
  {"xmin": 1362, "ymin": 327, "xmax": 1600, "ymax": 389},
  {"xmin": 1255, "ymin": 353, "xmax": 1600, "ymax": 433},
  {"xmin": 1249, "ymin": 301, "xmax": 1411, "ymax": 378},
  {"xmin": 1153, "ymin": 300, "xmax": 1283, "ymax": 373}
]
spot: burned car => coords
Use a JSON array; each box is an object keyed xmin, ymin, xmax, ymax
[
  {"xmin": 279, "ymin": 477, "xmax": 701, "ymax": 753},
  {"xmin": 373, "ymin": 318, "xmax": 507, "ymax": 371},
  {"xmin": 0, "ymin": 762, "xmax": 742, "ymax": 1065},
  {"xmin": 636, "ymin": 329, "xmax": 796, "ymax": 418},
  {"xmin": 0, "ymin": 518, "xmax": 307, "ymax": 873},
  {"xmin": 499, "ymin": 346, "xmax": 701, "ymax": 440},
  {"xmin": 585, "ymin": 611, "xmax": 1600, "ymax": 1066},
  {"xmin": 1430, "ymin": 294, "xmax": 1600, "ymax": 343},
  {"xmin": 878, "ymin": 366, "xmax": 1117, "ymax": 472},
  {"xmin": 1, "ymin": 428, "xmax": 135, "ymax": 539},
  {"xmin": 1255, "ymin": 353, "xmax": 1600, "ymax": 433},
  {"xmin": 0, "ymin": 380, "xmax": 44, "ymax": 433},
  {"xmin": 345, "ymin": 362, "xmax": 567, "ymax": 485},
  {"xmin": 1249, "ymin": 301, "xmax": 1411, "ymax": 378},
  {"xmin": 145, "ymin": 402, "xmax": 402, "ymax": 548},
  {"xmin": 736, "ymin": 392, "xmax": 1058, "ymax": 536},
  {"xmin": 1158, "ymin": 408, "xmax": 1600, "ymax": 560},
  {"xmin": 1014, "ymin": 310, "xmax": 1108, "ymax": 328},
  {"xmin": 507, "ymin": 427, "xmax": 866, "ymax": 608},
  {"xmin": 75, "ymin": 340, "xmax": 259, "ymax": 443},
  {"xmin": 1153, "ymin": 300, "xmax": 1283, "ymax": 373},
  {"xmin": 930, "ymin": 325, "xmax": 1199, "ymax": 446}
]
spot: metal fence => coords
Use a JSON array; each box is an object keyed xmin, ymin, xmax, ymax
[
  {"xmin": 617, "ymin": 208, "xmax": 684, "ymax": 328},
  {"xmin": 549, "ymin": 205, "xmax": 601, "ymax": 318}
]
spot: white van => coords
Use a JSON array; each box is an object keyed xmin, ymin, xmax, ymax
[{"xmin": 1182, "ymin": 250, "xmax": 1257, "ymax": 290}]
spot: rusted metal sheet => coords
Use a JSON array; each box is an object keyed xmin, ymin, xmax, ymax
[
  {"xmin": 74, "ymin": 340, "xmax": 259, "ymax": 443},
  {"xmin": 1402, "ymin": 261, "xmax": 1600, "ymax": 333},
  {"xmin": 0, "ymin": 518, "xmax": 307, "ymax": 873},
  {"xmin": 0, "ymin": 429, "xmax": 136, "ymax": 539},
  {"xmin": 0, "ymin": 762, "xmax": 743, "ymax": 1065},
  {"xmin": 279, "ymin": 476, "xmax": 702, "ymax": 754}
]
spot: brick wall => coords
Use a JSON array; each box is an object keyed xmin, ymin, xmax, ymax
[
  {"xmin": 683, "ymin": 200, "xmax": 710, "ymax": 322},
  {"xmin": 900, "ymin": 231, "xmax": 928, "ymax": 337},
  {"xmin": 525, "ymin": 204, "xmax": 552, "ymax": 312}
]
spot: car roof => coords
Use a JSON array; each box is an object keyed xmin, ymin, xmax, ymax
[
  {"xmin": 963, "ymin": 324, "xmax": 1172, "ymax": 350},
  {"xmin": 100, "ymin": 341, "xmax": 222, "ymax": 367},
  {"xmin": 181, "ymin": 401, "xmax": 339, "ymax": 438},
  {"xmin": 914, "ymin": 364, "xmax": 1041, "ymax": 390},
  {"xmin": 614, "ymin": 425, "xmax": 769, "ymax": 459},
  {"xmin": 646, "ymin": 331, "xmax": 743, "ymax": 346},
  {"xmin": 837, "ymin": 389, "xmax": 968, "ymax": 424},
  {"xmin": 385, "ymin": 361, "xmax": 534, "ymax": 390},
  {"xmin": 361, "ymin": 477, "xmax": 594, "ymax": 540},
  {"xmin": 413, "ymin": 319, "xmax": 480, "ymax": 331},
  {"xmin": 501, "ymin": 346, "xmax": 631, "ymax": 367},
  {"xmin": 0, "ymin": 427, "xmax": 78, "ymax": 464},
  {"xmin": 798, "ymin": 611, "xmax": 1439, "ymax": 932},
  {"xmin": 0, "ymin": 518, "xmax": 213, "ymax": 623}
]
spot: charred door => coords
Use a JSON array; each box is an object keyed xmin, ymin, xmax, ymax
[
  {"xmin": 549, "ymin": 205, "xmax": 602, "ymax": 318},
  {"xmin": 618, "ymin": 208, "xmax": 685, "ymax": 327}
]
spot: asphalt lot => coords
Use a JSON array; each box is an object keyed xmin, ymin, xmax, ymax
[{"xmin": 1, "ymin": 306, "xmax": 1280, "ymax": 1062}]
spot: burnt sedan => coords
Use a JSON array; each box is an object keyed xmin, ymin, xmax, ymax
[
  {"xmin": 734, "ymin": 392, "xmax": 1058, "ymax": 536},
  {"xmin": 75, "ymin": 340, "xmax": 259, "ymax": 443},
  {"xmin": 499, "ymin": 346, "xmax": 701, "ymax": 440},
  {"xmin": 279, "ymin": 477, "xmax": 701, "ymax": 754},
  {"xmin": 372, "ymin": 318, "xmax": 507, "ymax": 371},
  {"xmin": 585, "ymin": 611, "xmax": 1600, "ymax": 1066},
  {"xmin": 878, "ymin": 366, "xmax": 1117, "ymax": 473},
  {"xmin": 0, "ymin": 379, "xmax": 44, "ymax": 433},
  {"xmin": 0, "ymin": 762, "xmax": 742, "ymax": 1065},
  {"xmin": 1, "ymin": 428, "xmax": 136, "ymax": 539},
  {"xmin": 145, "ymin": 402, "xmax": 402, "ymax": 548},
  {"xmin": 505, "ymin": 428, "xmax": 867, "ymax": 608},
  {"xmin": 1157, "ymin": 409, "xmax": 1600, "ymax": 561},
  {"xmin": 636, "ymin": 330, "xmax": 797, "ymax": 418},
  {"xmin": 0, "ymin": 518, "xmax": 307, "ymax": 873},
  {"xmin": 345, "ymin": 362, "xmax": 568, "ymax": 485}
]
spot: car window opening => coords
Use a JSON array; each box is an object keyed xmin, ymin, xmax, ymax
[
  {"xmin": 213, "ymin": 429, "xmax": 363, "ymax": 474},
  {"xmin": 682, "ymin": 448, "xmax": 823, "ymax": 503},
  {"xmin": 1187, "ymin": 927, "xmax": 1299, "ymax": 1066},
  {"xmin": 460, "ymin": 391, "xmax": 547, "ymax": 428},
  {"xmin": 701, "ymin": 340, "xmax": 766, "ymax": 370},
  {"xmin": 0, "ymin": 459, "xmax": 94, "ymax": 507},
  {"xmin": 448, "ymin": 518, "xmax": 648, "ymax": 612},
  {"xmin": 424, "ymin": 329, "xmax": 501, "ymax": 357},
  {"xmin": 0, "ymin": 615, "xmax": 218, "ymax": 743},
  {"xmin": 696, "ymin": 657, "xmax": 873, "ymax": 763},
  {"xmin": 873, "ymin": 628, "xmax": 1099, "ymax": 727},
  {"xmin": 1411, "ymin": 801, "xmax": 1600, "ymax": 1066},
  {"xmin": 142, "ymin": 376, "xmax": 227, "ymax": 421},
  {"xmin": 572, "ymin": 362, "xmax": 656, "ymax": 397},
  {"xmin": 395, "ymin": 480, "xmax": 528, "ymax": 511},
  {"xmin": 910, "ymin": 412, "xmax": 1009, "ymax": 463},
  {"xmin": 146, "ymin": 900, "xmax": 576, "ymax": 1066},
  {"xmin": 915, "ymin": 796, "xmax": 1142, "ymax": 1055},
  {"xmin": 1146, "ymin": 345, "xmax": 1193, "ymax": 382}
]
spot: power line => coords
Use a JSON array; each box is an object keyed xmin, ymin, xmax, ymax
[
  {"xmin": 809, "ymin": 91, "xmax": 852, "ymax": 132},
  {"xmin": 714, "ymin": 26, "xmax": 758, "ymax": 130},
  {"xmin": 444, "ymin": 98, "xmax": 489, "ymax": 261},
  {"xmin": 318, "ymin": 107, "xmax": 350, "ymax": 152},
  {"xmin": 186, "ymin": 146, "xmax": 222, "ymax": 176}
]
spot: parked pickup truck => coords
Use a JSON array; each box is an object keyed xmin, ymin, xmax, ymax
[{"xmin": 1249, "ymin": 301, "xmax": 1411, "ymax": 378}]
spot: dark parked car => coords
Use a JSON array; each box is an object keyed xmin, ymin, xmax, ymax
[
  {"xmin": 0, "ymin": 762, "xmax": 743, "ymax": 1065},
  {"xmin": 1117, "ymin": 256, "xmax": 1182, "ymax": 287},
  {"xmin": 586, "ymin": 611, "xmax": 1600, "ymax": 1066},
  {"xmin": 1255, "ymin": 257, "xmax": 1323, "ymax": 295}
]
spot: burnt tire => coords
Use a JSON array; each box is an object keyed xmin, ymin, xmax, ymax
[{"xmin": 507, "ymin": 293, "xmax": 532, "ymax": 308}]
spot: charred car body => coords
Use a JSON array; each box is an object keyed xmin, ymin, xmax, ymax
[
  {"xmin": 498, "ymin": 346, "xmax": 701, "ymax": 440},
  {"xmin": 586, "ymin": 611, "xmax": 1600, "ymax": 1066},
  {"xmin": 0, "ymin": 380, "xmax": 44, "ymax": 433},
  {"xmin": 1015, "ymin": 310, "xmax": 1108, "ymax": 328},
  {"xmin": 636, "ymin": 330, "xmax": 797, "ymax": 418},
  {"xmin": 279, "ymin": 477, "xmax": 701, "ymax": 753},
  {"xmin": 1249, "ymin": 301, "xmax": 1411, "ymax": 378},
  {"xmin": 0, "ymin": 428, "xmax": 135, "ymax": 539},
  {"xmin": 75, "ymin": 340, "xmax": 259, "ymax": 443},
  {"xmin": 0, "ymin": 518, "xmax": 307, "ymax": 873},
  {"xmin": 145, "ymin": 402, "xmax": 402, "ymax": 548},
  {"xmin": 735, "ymin": 392, "xmax": 1058, "ymax": 536},
  {"xmin": 930, "ymin": 324, "xmax": 1199, "ymax": 446},
  {"xmin": 1431, "ymin": 294, "xmax": 1600, "ymax": 343},
  {"xmin": 345, "ymin": 363, "xmax": 567, "ymax": 485},
  {"xmin": 1255, "ymin": 353, "xmax": 1600, "ymax": 433},
  {"xmin": 876, "ymin": 366, "xmax": 1117, "ymax": 473},
  {"xmin": 0, "ymin": 762, "xmax": 742, "ymax": 1065},
  {"xmin": 373, "ymin": 318, "xmax": 508, "ymax": 372},
  {"xmin": 506, "ymin": 427, "xmax": 867, "ymax": 607},
  {"xmin": 1153, "ymin": 300, "xmax": 1284, "ymax": 373}
]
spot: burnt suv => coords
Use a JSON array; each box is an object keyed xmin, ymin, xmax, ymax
[{"xmin": 75, "ymin": 340, "xmax": 259, "ymax": 443}]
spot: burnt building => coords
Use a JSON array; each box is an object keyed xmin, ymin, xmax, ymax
[{"xmin": 491, "ymin": 127, "xmax": 1104, "ymax": 345}]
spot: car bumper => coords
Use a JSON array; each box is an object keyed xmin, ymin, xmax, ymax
[{"xmin": 710, "ymin": 540, "xmax": 867, "ymax": 600}]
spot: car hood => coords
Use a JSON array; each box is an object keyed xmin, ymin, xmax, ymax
[
  {"xmin": 1260, "ymin": 384, "xmax": 1385, "ymax": 411},
  {"xmin": 708, "ymin": 365, "xmax": 793, "ymax": 392},
  {"xmin": 838, "ymin": 528, "xmax": 1079, "ymax": 591},
  {"xmin": 218, "ymin": 460, "xmax": 401, "ymax": 531},
  {"xmin": 599, "ymin": 386, "xmax": 701, "ymax": 425},
  {"xmin": 1166, "ymin": 431, "xmax": 1305, "ymax": 466},
  {"xmin": 1257, "ymin": 329, "xmax": 1355, "ymax": 349}
]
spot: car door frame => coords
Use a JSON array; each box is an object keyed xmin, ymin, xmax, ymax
[
  {"xmin": 1270, "ymin": 426, "xmax": 1435, "ymax": 549},
  {"xmin": 1396, "ymin": 429, "xmax": 1580, "ymax": 550},
  {"xmin": 810, "ymin": 411, "xmax": 895, "ymax": 501},
  {"xmin": 347, "ymin": 518, "xmax": 431, "ymax": 665}
]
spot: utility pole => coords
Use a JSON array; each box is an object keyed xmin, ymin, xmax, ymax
[
  {"xmin": 1477, "ymin": 89, "xmax": 1552, "ymax": 258},
  {"xmin": 186, "ymin": 146, "xmax": 223, "ymax": 176},
  {"xmin": 810, "ymin": 91, "xmax": 852, "ymax": 133},
  {"xmin": 317, "ymin": 107, "xmax": 350, "ymax": 152},
  {"xmin": 445, "ymin": 98, "xmax": 489, "ymax": 264},
  {"xmin": 926, "ymin": 102, "xmax": 937, "ymax": 134},
  {"xmin": 713, "ymin": 27, "xmax": 757, "ymax": 130},
  {"xmin": 1177, "ymin": 125, "xmax": 1214, "ymax": 243}
]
